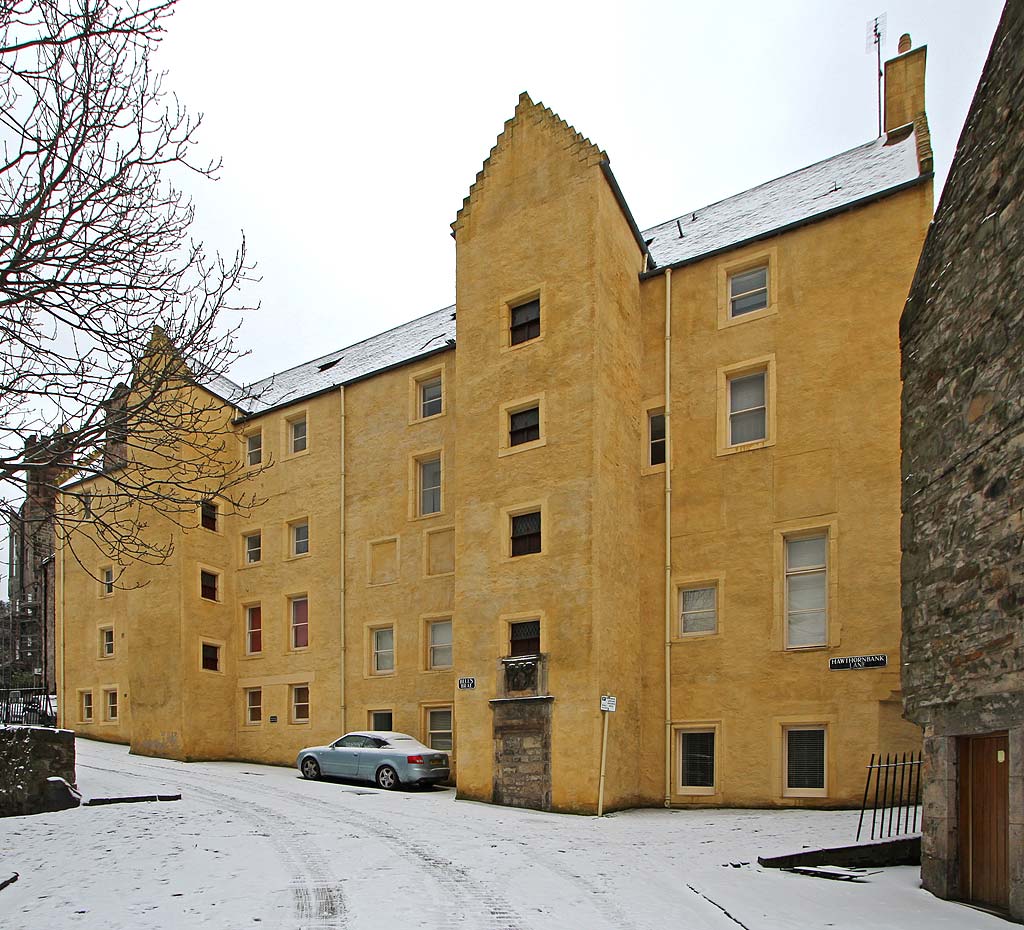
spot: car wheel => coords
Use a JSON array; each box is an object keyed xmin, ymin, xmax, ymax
[
  {"xmin": 375, "ymin": 765, "xmax": 400, "ymax": 790},
  {"xmin": 300, "ymin": 757, "xmax": 321, "ymax": 780}
]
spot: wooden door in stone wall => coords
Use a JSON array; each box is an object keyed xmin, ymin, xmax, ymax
[{"xmin": 959, "ymin": 732, "xmax": 1009, "ymax": 912}]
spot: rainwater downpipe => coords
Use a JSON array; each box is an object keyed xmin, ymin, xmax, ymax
[
  {"xmin": 338, "ymin": 387, "xmax": 347, "ymax": 734},
  {"xmin": 663, "ymin": 268, "xmax": 673, "ymax": 809}
]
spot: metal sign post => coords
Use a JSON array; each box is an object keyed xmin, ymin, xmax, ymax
[{"xmin": 597, "ymin": 694, "xmax": 617, "ymax": 816}]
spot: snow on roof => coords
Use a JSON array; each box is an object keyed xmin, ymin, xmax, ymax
[
  {"xmin": 217, "ymin": 132, "xmax": 921, "ymax": 416},
  {"xmin": 642, "ymin": 131, "xmax": 923, "ymax": 268},
  {"xmin": 227, "ymin": 305, "xmax": 456, "ymax": 416}
]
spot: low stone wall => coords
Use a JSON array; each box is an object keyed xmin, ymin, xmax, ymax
[{"xmin": 0, "ymin": 726, "xmax": 76, "ymax": 817}]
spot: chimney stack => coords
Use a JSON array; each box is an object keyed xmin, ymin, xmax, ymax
[{"xmin": 884, "ymin": 34, "xmax": 927, "ymax": 133}]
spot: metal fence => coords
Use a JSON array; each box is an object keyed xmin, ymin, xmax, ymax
[
  {"xmin": 0, "ymin": 688, "xmax": 57, "ymax": 727},
  {"xmin": 856, "ymin": 751, "xmax": 922, "ymax": 841}
]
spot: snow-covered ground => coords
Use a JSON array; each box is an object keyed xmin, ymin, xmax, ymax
[{"xmin": 0, "ymin": 737, "xmax": 1002, "ymax": 929}]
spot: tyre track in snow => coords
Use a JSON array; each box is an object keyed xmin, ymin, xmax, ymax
[
  {"xmin": 78, "ymin": 761, "xmax": 346, "ymax": 930},
  {"xmin": 80, "ymin": 757, "xmax": 527, "ymax": 930},
  {"xmin": 81, "ymin": 751, "xmax": 741, "ymax": 930}
]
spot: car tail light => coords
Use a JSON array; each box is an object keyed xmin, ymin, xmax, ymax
[{"xmin": 406, "ymin": 755, "xmax": 424, "ymax": 764}]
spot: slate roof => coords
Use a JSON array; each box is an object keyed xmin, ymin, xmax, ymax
[
  {"xmin": 221, "ymin": 130, "xmax": 923, "ymax": 416},
  {"xmin": 642, "ymin": 130, "xmax": 923, "ymax": 268},
  {"xmin": 228, "ymin": 305, "xmax": 456, "ymax": 415}
]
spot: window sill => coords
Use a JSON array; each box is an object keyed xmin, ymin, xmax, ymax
[
  {"xmin": 288, "ymin": 646, "xmax": 311, "ymax": 654},
  {"xmin": 782, "ymin": 789, "xmax": 829, "ymax": 799},
  {"xmin": 641, "ymin": 462, "xmax": 666, "ymax": 476},
  {"xmin": 240, "ymin": 653, "xmax": 263, "ymax": 661},
  {"xmin": 504, "ymin": 550, "xmax": 545, "ymax": 563},
  {"xmin": 671, "ymin": 631, "xmax": 719, "ymax": 643},
  {"xmin": 500, "ymin": 334, "xmax": 545, "ymax": 354},
  {"xmin": 285, "ymin": 552, "xmax": 311, "ymax": 562},
  {"xmin": 718, "ymin": 304, "xmax": 778, "ymax": 330},
  {"xmin": 423, "ymin": 666, "xmax": 454, "ymax": 674},
  {"xmin": 498, "ymin": 437, "xmax": 547, "ymax": 458},
  {"xmin": 367, "ymin": 578, "xmax": 399, "ymax": 588},
  {"xmin": 783, "ymin": 644, "xmax": 829, "ymax": 653},
  {"xmin": 98, "ymin": 655, "xmax": 115, "ymax": 661},
  {"xmin": 412, "ymin": 511, "xmax": 445, "ymax": 523},
  {"xmin": 717, "ymin": 437, "xmax": 775, "ymax": 457},
  {"xmin": 424, "ymin": 569, "xmax": 455, "ymax": 579},
  {"xmin": 410, "ymin": 410, "xmax": 447, "ymax": 426},
  {"xmin": 674, "ymin": 786, "xmax": 718, "ymax": 797},
  {"xmin": 284, "ymin": 449, "xmax": 310, "ymax": 461},
  {"xmin": 367, "ymin": 671, "xmax": 396, "ymax": 680},
  {"xmin": 288, "ymin": 720, "xmax": 312, "ymax": 727}
]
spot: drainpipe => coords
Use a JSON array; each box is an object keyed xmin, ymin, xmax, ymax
[
  {"xmin": 57, "ymin": 504, "xmax": 66, "ymax": 729},
  {"xmin": 338, "ymin": 387, "xmax": 347, "ymax": 734},
  {"xmin": 663, "ymin": 268, "xmax": 673, "ymax": 809}
]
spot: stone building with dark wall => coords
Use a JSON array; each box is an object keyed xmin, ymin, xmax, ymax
[{"xmin": 900, "ymin": 2, "xmax": 1023, "ymax": 920}]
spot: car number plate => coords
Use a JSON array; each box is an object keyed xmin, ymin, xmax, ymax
[{"xmin": 430, "ymin": 758, "xmax": 444, "ymax": 766}]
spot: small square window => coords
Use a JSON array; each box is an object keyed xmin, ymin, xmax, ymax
[
  {"xmin": 427, "ymin": 707, "xmax": 453, "ymax": 752},
  {"xmin": 509, "ymin": 406, "xmax": 540, "ymax": 447},
  {"xmin": 201, "ymin": 500, "xmax": 218, "ymax": 531},
  {"xmin": 680, "ymin": 730, "xmax": 716, "ymax": 791},
  {"xmin": 420, "ymin": 376, "xmax": 442, "ymax": 419},
  {"xmin": 510, "ymin": 298, "xmax": 540, "ymax": 346},
  {"xmin": 291, "ymin": 521, "xmax": 309, "ymax": 556},
  {"xmin": 246, "ymin": 432, "xmax": 263, "ymax": 467},
  {"xmin": 729, "ymin": 266, "xmax": 768, "ymax": 318},
  {"xmin": 290, "ymin": 416, "xmax": 307, "ymax": 454},
  {"xmin": 680, "ymin": 586, "xmax": 717, "ymax": 635},
  {"xmin": 649, "ymin": 410, "xmax": 666, "ymax": 466},
  {"xmin": 785, "ymin": 535, "xmax": 827, "ymax": 648},
  {"xmin": 104, "ymin": 689, "xmax": 118, "ymax": 721},
  {"xmin": 291, "ymin": 597, "xmax": 309, "ymax": 649},
  {"xmin": 428, "ymin": 619, "xmax": 453, "ymax": 669},
  {"xmin": 373, "ymin": 626, "xmax": 394, "ymax": 674},
  {"xmin": 509, "ymin": 619, "xmax": 540, "ymax": 657},
  {"xmin": 101, "ymin": 567, "xmax": 114, "ymax": 596},
  {"xmin": 246, "ymin": 605, "xmax": 262, "ymax": 654},
  {"xmin": 291, "ymin": 684, "xmax": 310, "ymax": 723},
  {"xmin": 370, "ymin": 710, "xmax": 393, "ymax": 731},
  {"xmin": 200, "ymin": 570, "xmax": 218, "ymax": 601},
  {"xmin": 728, "ymin": 371, "xmax": 767, "ymax": 445},
  {"xmin": 246, "ymin": 688, "xmax": 262, "ymax": 724},
  {"xmin": 201, "ymin": 642, "xmax": 221, "ymax": 672},
  {"xmin": 100, "ymin": 626, "xmax": 114, "ymax": 658},
  {"xmin": 419, "ymin": 456, "xmax": 441, "ymax": 516},
  {"xmin": 244, "ymin": 532, "xmax": 262, "ymax": 564},
  {"xmin": 81, "ymin": 691, "xmax": 93, "ymax": 722},
  {"xmin": 785, "ymin": 726, "xmax": 827, "ymax": 796},
  {"xmin": 510, "ymin": 511, "xmax": 541, "ymax": 556}
]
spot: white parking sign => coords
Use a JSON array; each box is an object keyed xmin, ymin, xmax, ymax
[{"xmin": 600, "ymin": 695, "xmax": 617, "ymax": 712}]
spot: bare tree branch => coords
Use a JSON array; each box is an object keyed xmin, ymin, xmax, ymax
[{"xmin": 0, "ymin": 0, "xmax": 262, "ymax": 567}]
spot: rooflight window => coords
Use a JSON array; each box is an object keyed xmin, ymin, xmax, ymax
[{"xmin": 729, "ymin": 267, "xmax": 768, "ymax": 318}]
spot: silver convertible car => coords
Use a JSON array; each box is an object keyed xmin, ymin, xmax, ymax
[{"xmin": 296, "ymin": 731, "xmax": 450, "ymax": 789}]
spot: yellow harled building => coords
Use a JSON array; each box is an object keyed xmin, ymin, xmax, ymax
[{"xmin": 58, "ymin": 41, "xmax": 933, "ymax": 812}]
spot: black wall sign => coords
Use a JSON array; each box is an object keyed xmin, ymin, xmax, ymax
[{"xmin": 829, "ymin": 654, "xmax": 887, "ymax": 670}]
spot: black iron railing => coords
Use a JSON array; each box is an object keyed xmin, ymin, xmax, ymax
[
  {"xmin": 856, "ymin": 751, "xmax": 922, "ymax": 841},
  {"xmin": 0, "ymin": 688, "xmax": 56, "ymax": 727}
]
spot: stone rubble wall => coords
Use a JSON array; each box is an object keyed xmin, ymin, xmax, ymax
[
  {"xmin": 0, "ymin": 726, "xmax": 76, "ymax": 817},
  {"xmin": 900, "ymin": 0, "xmax": 1024, "ymax": 736}
]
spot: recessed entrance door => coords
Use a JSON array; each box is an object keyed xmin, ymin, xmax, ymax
[{"xmin": 958, "ymin": 732, "xmax": 1009, "ymax": 912}]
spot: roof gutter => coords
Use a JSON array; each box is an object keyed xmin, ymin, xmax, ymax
[{"xmin": 639, "ymin": 172, "xmax": 933, "ymax": 281}]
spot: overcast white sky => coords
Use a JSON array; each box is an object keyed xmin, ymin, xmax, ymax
[
  {"xmin": 153, "ymin": 0, "xmax": 1005, "ymax": 384},
  {"xmin": 0, "ymin": 2, "xmax": 1007, "ymax": 594}
]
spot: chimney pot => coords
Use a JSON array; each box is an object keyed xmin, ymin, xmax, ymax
[{"xmin": 898, "ymin": 33, "xmax": 911, "ymax": 54}]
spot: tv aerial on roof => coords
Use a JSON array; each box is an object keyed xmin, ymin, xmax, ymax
[{"xmin": 866, "ymin": 13, "xmax": 887, "ymax": 138}]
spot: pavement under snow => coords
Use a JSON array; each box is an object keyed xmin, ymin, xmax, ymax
[{"xmin": 0, "ymin": 737, "xmax": 1003, "ymax": 929}]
